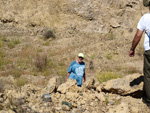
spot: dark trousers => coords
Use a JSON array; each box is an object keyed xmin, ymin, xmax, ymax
[{"xmin": 143, "ymin": 50, "xmax": 150, "ymax": 102}]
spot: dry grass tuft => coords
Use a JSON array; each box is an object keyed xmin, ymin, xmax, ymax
[
  {"xmin": 34, "ymin": 53, "xmax": 47, "ymax": 71},
  {"xmin": 0, "ymin": 82, "xmax": 4, "ymax": 93},
  {"xmin": 96, "ymin": 71, "xmax": 120, "ymax": 84},
  {"xmin": 15, "ymin": 77, "xmax": 28, "ymax": 87},
  {"xmin": 106, "ymin": 53, "xmax": 113, "ymax": 60}
]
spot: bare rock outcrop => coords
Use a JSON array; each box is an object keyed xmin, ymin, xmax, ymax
[
  {"xmin": 101, "ymin": 73, "xmax": 143, "ymax": 97},
  {"xmin": 57, "ymin": 79, "xmax": 79, "ymax": 94}
]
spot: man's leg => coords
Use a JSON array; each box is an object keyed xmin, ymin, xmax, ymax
[{"xmin": 143, "ymin": 50, "xmax": 150, "ymax": 102}]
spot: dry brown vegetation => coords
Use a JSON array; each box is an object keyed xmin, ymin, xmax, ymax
[{"xmin": 0, "ymin": 0, "xmax": 148, "ymax": 88}]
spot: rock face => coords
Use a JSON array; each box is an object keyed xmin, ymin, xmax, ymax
[{"xmin": 101, "ymin": 73, "xmax": 143, "ymax": 97}]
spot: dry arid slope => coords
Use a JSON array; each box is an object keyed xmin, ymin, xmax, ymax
[
  {"xmin": 0, "ymin": 0, "xmax": 150, "ymax": 112},
  {"xmin": 0, "ymin": 0, "xmax": 148, "ymax": 75}
]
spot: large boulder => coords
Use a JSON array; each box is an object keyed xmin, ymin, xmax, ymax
[
  {"xmin": 101, "ymin": 73, "xmax": 143, "ymax": 97},
  {"xmin": 57, "ymin": 79, "xmax": 79, "ymax": 94}
]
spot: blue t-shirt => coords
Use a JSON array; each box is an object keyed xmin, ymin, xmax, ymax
[{"xmin": 67, "ymin": 60, "xmax": 85, "ymax": 86}]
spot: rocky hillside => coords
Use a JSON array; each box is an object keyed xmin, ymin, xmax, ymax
[
  {"xmin": 0, "ymin": 0, "xmax": 148, "ymax": 75},
  {"xmin": 0, "ymin": 0, "xmax": 150, "ymax": 112}
]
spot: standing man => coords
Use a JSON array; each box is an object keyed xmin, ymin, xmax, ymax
[
  {"xmin": 129, "ymin": 0, "xmax": 150, "ymax": 105},
  {"xmin": 66, "ymin": 53, "xmax": 86, "ymax": 87}
]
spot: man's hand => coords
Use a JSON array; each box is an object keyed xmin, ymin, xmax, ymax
[{"xmin": 129, "ymin": 50, "xmax": 135, "ymax": 57}]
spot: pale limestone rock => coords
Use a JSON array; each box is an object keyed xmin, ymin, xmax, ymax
[
  {"xmin": 60, "ymin": 94, "xmax": 65, "ymax": 100},
  {"xmin": 78, "ymin": 99, "xmax": 86, "ymax": 105},
  {"xmin": 0, "ymin": 110, "xmax": 15, "ymax": 113},
  {"xmin": 95, "ymin": 92, "xmax": 105, "ymax": 103},
  {"xmin": 55, "ymin": 92, "xmax": 61, "ymax": 99},
  {"xmin": 55, "ymin": 107, "xmax": 61, "ymax": 111},
  {"xmin": 46, "ymin": 77, "xmax": 57, "ymax": 94},
  {"xmin": 131, "ymin": 106, "xmax": 139, "ymax": 113},
  {"xmin": 57, "ymin": 79, "xmax": 78, "ymax": 94},
  {"xmin": 90, "ymin": 102, "xmax": 94, "ymax": 106},
  {"xmin": 83, "ymin": 78, "xmax": 95, "ymax": 89},
  {"xmin": 82, "ymin": 92, "xmax": 95, "ymax": 100},
  {"xmin": 94, "ymin": 82, "xmax": 100, "ymax": 89},
  {"xmin": 66, "ymin": 92, "xmax": 79, "ymax": 102},
  {"xmin": 108, "ymin": 102, "xmax": 129, "ymax": 113},
  {"xmin": 96, "ymin": 85, "xmax": 102, "ymax": 92},
  {"xmin": 101, "ymin": 74, "xmax": 143, "ymax": 96},
  {"xmin": 110, "ymin": 18, "xmax": 121, "ymax": 28},
  {"xmin": 62, "ymin": 105, "xmax": 70, "ymax": 111}
]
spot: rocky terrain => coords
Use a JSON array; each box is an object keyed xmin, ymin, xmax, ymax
[
  {"xmin": 0, "ymin": 74, "xmax": 150, "ymax": 113},
  {"xmin": 0, "ymin": 0, "xmax": 150, "ymax": 112}
]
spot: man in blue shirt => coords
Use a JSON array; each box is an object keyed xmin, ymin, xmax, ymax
[{"xmin": 66, "ymin": 53, "xmax": 86, "ymax": 86}]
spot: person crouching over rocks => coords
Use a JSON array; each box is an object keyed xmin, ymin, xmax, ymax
[{"xmin": 66, "ymin": 53, "xmax": 86, "ymax": 87}]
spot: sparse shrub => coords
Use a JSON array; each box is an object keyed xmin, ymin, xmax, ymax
[
  {"xmin": 106, "ymin": 53, "xmax": 112, "ymax": 60},
  {"xmin": 12, "ymin": 69, "xmax": 22, "ymax": 78},
  {"xmin": 107, "ymin": 32, "xmax": 115, "ymax": 40},
  {"xmin": 0, "ymin": 57, "xmax": 5, "ymax": 70},
  {"xmin": 105, "ymin": 95, "xmax": 109, "ymax": 105},
  {"xmin": 8, "ymin": 39, "xmax": 21, "ymax": 49},
  {"xmin": 125, "ymin": 66, "xmax": 139, "ymax": 74},
  {"xmin": 33, "ymin": 72, "xmax": 38, "ymax": 76},
  {"xmin": 0, "ymin": 39, "xmax": 3, "ymax": 48},
  {"xmin": 34, "ymin": 53, "xmax": 47, "ymax": 71},
  {"xmin": 89, "ymin": 60, "xmax": 94, "ymax": 70},
  {"xmin": 0, "ymin": 48, "xmax": 7, "ymax": 70},
  {"xmin": 16, "ymin": 59, "xmax": 28, "ymax": 70},
  {"xmin": 129, "ymin": 28, "xmax": 133, "ymax": 32},
  {"xmin": 43, "ymin": 30, "xmax": 55, "ymax": 40},
  {"xmin": 0, "ymin": 82, "xmax": 4, "ymax": 93},
  {"xmin": 43, "ymin": 41, "xmax": 50, "ymax": 46},
  {"xmin": 91, "ymin": 54, "xmax": 96, "ymax": 60},
  {"xmin": 96, "ymin": 71, "xmax": 120, "ymax": 84},
  {"xmin": 42, "ymin": 69, "xmax": 53, "ymax": 76},
  {"xmin": 57, "ymin": 68, "xmax": 67, "ymax": 76},
  {"xmin": 15, "ymin": 77, "xmax": 28, "ymax": 87}
]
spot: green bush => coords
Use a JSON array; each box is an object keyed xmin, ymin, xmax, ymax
[{"xmin": 43, "ymin": 30, "xmax": 55, "ymax": 40}]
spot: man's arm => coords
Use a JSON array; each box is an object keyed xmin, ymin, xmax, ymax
[
  {"xmin": 66, "ymin": 72, "xmax": 70, "ymax": 82},
  {"xmin": 129, "ymin": 29, "xmax": 144, "ymax": 57}
]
